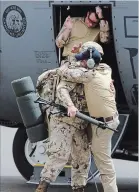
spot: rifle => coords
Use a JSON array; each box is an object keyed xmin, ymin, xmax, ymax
[{"xmin": 34, "ymin": 97, "xmax": 118, "ymax": 133}]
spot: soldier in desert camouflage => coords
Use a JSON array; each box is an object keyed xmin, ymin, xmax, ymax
[{"xmin": 35, "ymin": 52, "xmax": 91, "ymax": 192}]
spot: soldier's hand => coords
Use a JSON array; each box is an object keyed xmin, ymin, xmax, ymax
[
  {"xmin": 56, "ymin": 37, "xmax": 65, "ymax": 48},
  {"xmin": 68, "ymin": 105, "xmax": 78, "ymax": 117},
  {"xmin": 71, "ymin": 42, "xmax": 82, "ymax": 53},
  {"xmin": 64, "ymin": 16, "xmax": 73, "ymax": 29},
  {"xmin": 95, "ymin": 6, "xmax": 103, "ymax": 19}
]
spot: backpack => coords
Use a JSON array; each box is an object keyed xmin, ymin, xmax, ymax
[{"xmin": 36, "ymin": 69, "xmax": 59, "ymax": 110}]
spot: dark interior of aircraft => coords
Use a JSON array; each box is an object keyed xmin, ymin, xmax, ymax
[{"xmin": 52, "ymin": 4, "xmax": 138, "ymax": 155}]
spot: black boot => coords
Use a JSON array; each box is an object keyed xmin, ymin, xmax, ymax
[{"xmin": 35, "ymin": 180, "xmax": 49, "ymax": 192}]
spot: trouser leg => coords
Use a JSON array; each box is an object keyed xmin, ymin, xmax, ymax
[
  {"xmin": 91, "ymin": 117, "xmax": 120, "ymax": 192},
  {"xmin": 40, "ymin": 116, "xmax": 74, "ymax": 183},
  {"xmin": 71, "ymin": 127, "xmax": 91, "ymax": 190}
]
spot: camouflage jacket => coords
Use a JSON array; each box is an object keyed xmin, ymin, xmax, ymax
[
  {"xmin": 36, "ymin": 62, "xmax": 88, "ymax": 125},
  {"xmin": 55, "ymin": 60, "xmax": 87, "ymax": 112}
]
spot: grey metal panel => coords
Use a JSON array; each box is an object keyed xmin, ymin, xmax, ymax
[
  {"xmin": 112, "ymin": 1, "xmax": 138, "ymax": 114},
  {"xmin": 0, "ymin": 1, "xmax": 58, "ymax": 122}
]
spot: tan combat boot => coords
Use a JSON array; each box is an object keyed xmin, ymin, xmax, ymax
[
  {"xmin": 72, "ymin": 187, "xmax": 85, "ymax": 192},
  {"xmin": 35, "ymin": 180, "xmax": 49, "ymax": 192}
]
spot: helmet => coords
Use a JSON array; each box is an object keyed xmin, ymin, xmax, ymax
[{"xmin": 80, "ymin": 41, "xmax": 104, "ymax": 55}]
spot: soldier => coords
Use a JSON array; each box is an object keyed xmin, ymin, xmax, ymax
[
  {"xmin": 56, "ymin": 41, "xmax": 120, "ymax": 192},
  {"xmin": 56, "ymin": 6, "xmax": 110, "ymax": 57},
  {"xmin": 35, "ymin": 57, "xmax": 91, "ymax": 192}
]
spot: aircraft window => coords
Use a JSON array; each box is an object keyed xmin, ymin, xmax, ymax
[{"xmin": 53, "ymin": 5, "xmax": 128, "ymax": 110}]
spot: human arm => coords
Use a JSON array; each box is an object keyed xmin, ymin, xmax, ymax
[
  {"xmin": 56, "ymin": 62, "xmax": 93, "ymax": 83},
  {"xmin": 57, "ymin": 80, "xmax": 78, "ymax": 117},
  {"xmin": 55, "ymin": 16, "xmax": 73, "ymax": 48},
  {"xmin": 96, "ymin": 6, "xmax": 110, "ymax": 43}
]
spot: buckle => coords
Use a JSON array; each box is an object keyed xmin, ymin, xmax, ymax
[
  {"xmin": 105, "ymin": 116, "xmax": 113, "ymax": 122},
  {"xmin": 92, "ymin": 112, "xmax": 118, "ymax": 123},
  {"xmin": 104, "ymin": 112, "xmax": 118, "ymax": 122}
]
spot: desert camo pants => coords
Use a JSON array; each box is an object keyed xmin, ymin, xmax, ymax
[
  {"xmin": 90, "ymin": 116, "xmax": 120, "ymax": 192},
  {"xmin": 40, "ymin": 114, "xmax": 90, "ymax": 189}
]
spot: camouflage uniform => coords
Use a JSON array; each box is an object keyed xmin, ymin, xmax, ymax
[
  {"xmin": 56, "ymin": 41, "xmax": 120, "ymax": 192},
  {"xmin": 37, "ymin": 67, "xmax": 91, "ymax": 190}
]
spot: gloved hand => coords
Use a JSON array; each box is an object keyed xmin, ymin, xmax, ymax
[{"xmin": 95, "ymin": 6, "xmax": 103, "ymax": 19}]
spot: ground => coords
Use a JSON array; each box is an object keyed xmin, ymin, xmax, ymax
[{"xmin": 1, "ymin": 175, "xmax": 138, "ymax": 192}]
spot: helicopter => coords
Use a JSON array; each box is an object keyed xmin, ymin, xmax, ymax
[{"xmin": 0, "ymin": 0, "xmax": 138, "ymax": 184}]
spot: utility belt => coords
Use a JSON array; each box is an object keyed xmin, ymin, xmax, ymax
[{"xmin": 92, "ymin": 111, "xmax": 119, "ymax": 123}]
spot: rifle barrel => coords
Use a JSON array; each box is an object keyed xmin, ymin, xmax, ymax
[{"xmin": 35, "ymin": 97, "xmax": 118, "ymax": 133}]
